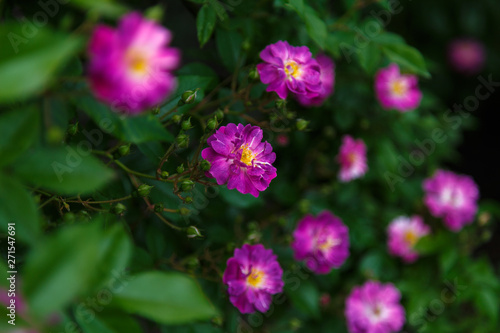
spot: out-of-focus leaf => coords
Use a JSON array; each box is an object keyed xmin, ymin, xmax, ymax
[
  {"xmin": 219, "ymin": 187, "xmax": 263, "ymax": 209},
  {"xmin": 285, "ymin": 280, "xmax": 320, "ymax": 318},
  {"xmin": 0, "ymin": 174, "xmax": 41, "ymax": 245},
  {"xmin": 197, "ymin": 5, "xmax": 217, "ymax": 47},
  {"xmin": 76, "ymin": 309, "xmax": 143, "ymax": 333},
  {"xmin": 13, "ymin": 147, "xmax": 114, "ymax": 195},
  {"xmin": 381, "ymin": 43, "xmax": 431, "ymax": 78},
  {"xmin": 216, "ymin": 29, "xmax": 244, "ymax": 72},
  {"xmin": 0, "ymin": 106, "xmax": 39, "ymax": 167},
  {"xmin": 286, "ymin": 1, "xmax": 327, "ymax": 48},
  {"xmin": 475, "ymin": 288, "xmax": 499, "ymax": 324},
  {"xmin": 69, "ymin": 0, "xmax": 128, "ymax": 17},
  {"xmin": 112, "ymin": 272, "xmax": 218, "ymax": 324},
  {"xmin": 0, "ymin": 25, "xmax": 83, "ymax": 103},
  {"xmin": 23, "ymin": 220, "xmax": 132, "ymax": 318},
  {"xmin": 75, "ymin": 96, "xmax": 175, "ymax": 143},
  {"xmin": 357, "ymin": 42, "xmax": 382, "ymax": 74}
]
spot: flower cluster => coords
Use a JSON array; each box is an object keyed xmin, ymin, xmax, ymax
[
  {"xmin": 201, "ymin": 123, "xmax": 277, "ymax": 197},
  {"xmin": 387, "ymin": 215, "xmax": 430, "ymax": 263},
  {"xmin": 375, "ymin": 63, "xmax": 422, "ymax": 112},
  {"xmin": 87, "ymin": 12, "xmax": 180, "ymax": 113},
  {"xmin": 257, "ymin": 41, "xmax": 334, "ymax": 106},
  {"xmin": 337, "ymin": 135, "xmax": 368, "ymax": 182},
  {"xmin": 345, "ymin": 281, "xmax": 405, "ymax": 333},
  {"xmin": 423, "ymin": 169, "xmax": 479, "ymax": 231},
  {"xmin": 223, "ymin": 244, "xmax": 284, "ymax": 314},
  {"xmin": 292, "ymin": 210, "xmax": 350, "ymax": 274}
]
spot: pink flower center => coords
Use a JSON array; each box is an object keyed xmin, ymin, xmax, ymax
[
  {"xmin": 284, "ymin": 60, "xmax": 301, "ymax": 79},
  {"xmin": 240, "ymin": 144, "xmax": 256, "ymax": 166},
  {"xmin": 246, "ymin": 268, "xmax": 265, "ymax": 288},
  {"xmin": 391, "ymin": 78, "xmax": 408, "ymax": 96}
]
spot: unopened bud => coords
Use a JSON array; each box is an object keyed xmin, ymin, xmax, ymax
[
  {"xmin": 118, "ymin": 144, "xmax": 131, "ymax": 157},
  {"xmin": 112, "ymin": 203, "xmax": 127, "ymax": 215},
  {"xmin": 176, "ymin": 133, "xmax": 189, "ymax": 148},
  {"xmin": 186, "ymin": 226, "xmax": 203, "ymax": 238},
  {"xmin": 137, "ymin": 184, "xmax": 154, "ymax": 197},
  {"xmin": 275, "ymin": 99, "xmax": 286, "ymax": 109},
  {"xmin": 242, "ymin": 39, "xmax": 251, "ymax": 51},
  {"xmin": 67, "ymin": 122, "xmax": 78, "ymax": 136},
  {"xmin": 181, "ymin": 179, "xmax": 195, "ymax": 192},
  {"xmin": 47, "ymin": 126, "xmax": 65, "ymax": 144},
  {"xmin": 152, "ymin": 106, "xmax": 160, "ymax": 115},
  {"xmin": 249, "ymin": 67, "xmax": 259, "ymax": 80},
  {"xmin": 154, "ymin": 203, "xmax": 164, "ymax": 213},
  {"xmin": 207, "ymin": 118, "xmax": 218, "ymax": 130},
  {"xmin": 179, "ymin": 89, "xmax": 198, "ymax": 105},
  {"xmin": 215, "ymin": 109, "xmax": 224, "ymax": 121},
  {"xmin": 184, "ymin": 196, "xmax": 193, "ymax": 203},
  {"xmin": 180, "ymin": 207, "xmax": 190, "ymax": 216},
  {"xmin": 181, "ymin": 117, "xmax": 193, "ymax": 130},
  {"xmin": 296, "ymin": 118, "xmax": 309, "ymax": 131},
  {"xmin": 172, "ymin": 115, "xmax": 182, "ymax": 124},
  {"xmin": 161, "ymin": 171, "xmax": 169, "ymax": 179},
  {"xmin": 177, "ymin": 164, "xmax": 185, "ymax": 173},
  {"xmin": 200, "ymin": 160, "xmax": 211, "ymax": 171}
]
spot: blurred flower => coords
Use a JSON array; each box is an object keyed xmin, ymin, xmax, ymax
[
  {"xmin": 345, "ymin": 280, "xmax": 405, "ymax": 333},
  {"xmin": 291, "ymin": 210, "xmax": 349, "ymax": 274},
  {"xmin": 448, "ymin": 38, "xmax": 485, "ymax": 75},
  {"xmin": 387, "ymin": 215, "xmax": 430, "ymax": 263},
  {"xmin": 276, "ymin": 134, "xmax": 289, "ymax": 147},
  {"xmin": 423, "ymin": 169, "xmax": 479, "ymax": 232},
  {"xmin": 223, "ymin": 244, "xmax": 284, "ymax": 314},
  {"xmin": 374, "ymin": 63, "xmax": 422, "ymax": 112},
  {"xmin": 201, "ymin": 123, "xmax": 277, "ymax": 197},
  {"xmin": 256, "ymin": 41, "xmax": 321, "ymax": 99},
  {"xmin": 87, "ymin": 12, "xmax": 180, "ymax": 114},
  {"xmin": 296, "ymin": 54, "xmax": 335, "ymax": 107},
  {"xmin": 337, "ymin": 135, "xmax": 368, "ymax": 182}
]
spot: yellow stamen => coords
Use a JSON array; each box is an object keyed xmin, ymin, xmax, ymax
[
  {"xmin": 404, "ymin": 230, "xmax": 418, "ymax": 246},
  {"xmin": 247, "ymin": 268, "xmax": 264, "ymax": 288},
  {"xmin": 127, "ymin": 50, "xmax": 148, "ymax": 75},
  {"xmin": 284, "ymin": 60, "xmax": 300, "ymax": 78},
  {"xmin": 240, "ymin": 144, "xmax": 255, "ymax": 166},
  {"xmin": 391, "ymin": 79, "xmax": 407, "ymax": 96},
  {"xmin": 317, "ymin": 238, "xmax": 340, "ymax": 252}
]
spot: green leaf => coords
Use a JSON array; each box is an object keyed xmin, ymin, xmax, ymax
[
  {"xmin": 197, "ymin": 5, "xmax": 217, "ymax": 48},
  {"xmin": 381, "ymin": 43, "xmax": 431, "ymax": 78},
  {"xmin": 76, "ymin": 309, "xmax": 143, "ymax": 333},
  {"xmin": 13, "ymin": 147, "xmax": 114, "ymax": 195},
  {"xmin": 69, "ymin": 0, "xmax": 128, "ymax": 17},
  {"xmin": 356, "ymin": 42, "xmax": 382, "ymax": 74},
  {"xmin": 22, "ymin": 222, "xmax": 102, "ymax": 318},
  {"xmin": 285, "ymin": 280, "xmax": 320, "ymax": 319},
  {"xmin": 0, "ymin": 106, "xmax": 39, "ymax": 167},
  {"xmin": 87, "ymin": 223, "xmax": 132, "ymax": 290},
  {"xmin": 475, "ymin": 288, "xmax": 499, "ymax": 324},
  {"xmin": 0, "ymin": 25, "xmax": 83, "ymax": 103},
  {"xmin": 23, "ymin": 220, "xmax": 132, "ymax": 318},
  {"xmin": 74, "ymin": 96, "xmax": 175, "ymax": 143},
  {"xmin": 0, "ymin": 173, "xmax": 41, "ymax": 244},
  {"xmin": 219, "ymin": 187, "xmax": 263, "ymax": 209},
  {"xmin": 112, "ymin": 271, "xmax": 218, "ymax": 324},
  {"xmin": 160, "ymin": 63, "xmax": 219, "ymax": 114},
  {"xmin": 304, "ymin": 8, "xmax": 327, "ymax": 48},
  {"xmin": 215, "ymin": 29, "xmax": 244, "ymax": 72}
]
